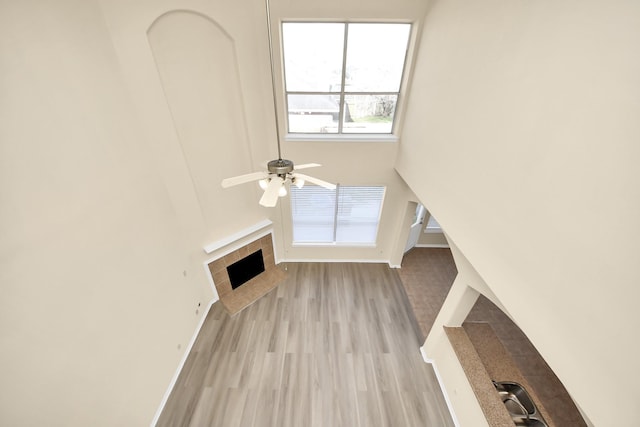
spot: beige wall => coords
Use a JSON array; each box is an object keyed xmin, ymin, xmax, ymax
[
  {"xmin": 0, "ymin": 0, "xmax": 271, "ymax": 425},
  {"xmin": 418, "ymin": 232, "xmax": 448, "ymax": 246},
  {"xmin": 0, "ymin": 1, "xmax": 214, "ymax": 425},
  {"xmin": 100, "ymin": 0, "xmax": 271, "ymax": 245},
  {"xmin": 396, "ymin": 0, "xmax": 640, "ymax": 425}
]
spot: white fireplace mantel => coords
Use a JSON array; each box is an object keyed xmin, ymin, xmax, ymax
[{"xmin": 202, "ymin": 219, "xmax": 273, "ymax": 255}]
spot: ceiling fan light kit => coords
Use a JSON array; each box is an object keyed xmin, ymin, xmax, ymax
[{"xmin": 220, "ymin": 0, "xmax": 335, "ymax": 208}]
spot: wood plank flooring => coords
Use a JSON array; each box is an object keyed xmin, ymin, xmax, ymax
[{"xmin": 157, "ymin": 262, "xmax": 455, "ymax": 427}]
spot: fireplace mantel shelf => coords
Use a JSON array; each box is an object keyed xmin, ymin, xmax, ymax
[{"xmin": 203, "ymin": 219, "xmax": 272, "ymax": 254}]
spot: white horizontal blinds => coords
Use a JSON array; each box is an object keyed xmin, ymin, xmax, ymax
[
  {"xmin": 336, "ymin": 186, "xmax": 385, "ymax": 243},
  {"xmin": 290, "ymin": 185, "xmax": 336, "ymax": 242},
  {"xmin": 291, "ymin": 185, "xmax": 385, "ymax": 244}
]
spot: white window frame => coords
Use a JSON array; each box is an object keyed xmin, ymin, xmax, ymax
[
  {"xmin": 424, "ymin": 215, "xmax": 443, "ymax": 233},
  {"xmin": 290, "ymin": 184, "xmax": 386, "ymax": 246},
  {"xmin": 281, "ymin": 22, "xmax": 412, "ymax": 140}
]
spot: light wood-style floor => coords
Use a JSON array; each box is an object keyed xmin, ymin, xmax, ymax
[{"xmin": 157, "ymin": 262, "xmax": 455, "ymax": 427}]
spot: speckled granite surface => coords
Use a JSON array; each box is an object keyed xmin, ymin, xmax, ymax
[
  {"xmin": 207, "ymin": 234, "xmax": 286, "ymax": 315},
  {"xmin": 463, "ymin": 322, "xmax": 556, "ymax": 427},
  {"xmin": 465, "ymin": 298, "xmax": 587, "ymax": 427},
  {"xmin": 444, "ymin": 327, "xmax": 514, "ymax": 427},
  {"xmin": 221, "ymin": 268, "xmax": 286, "ymax": 315},
  {"xmin": 446, "ymin": 323, "xmax": 561, "ymax": 427}
]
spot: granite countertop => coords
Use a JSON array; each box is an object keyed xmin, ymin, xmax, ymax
[
  {"xmin": 445, "ymin": 323, "xmax": 556, "ymax": 427},
  {"xmin": 445, "ymin": 326, "xmax": 514, "ymax": 427}
]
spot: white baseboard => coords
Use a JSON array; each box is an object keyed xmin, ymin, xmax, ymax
[
  {"xmin": 415, "ymin": 243, "xmax": 450, "ymax": 248},
  {"xmin": 420, "ymin": 347, "xmax": 460, "ymax": 427},
  {"xmin": 150, "ymin": 298, "xmax": 216, "ymax": 426},
  {"xmin": 280, "ymin": 258, "xmax": 390, "ymax": 264}
]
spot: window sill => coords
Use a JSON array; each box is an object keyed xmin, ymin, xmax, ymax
[
  {"xmin": 285, "ymin": 134, "xmax": 399, "ymax": 143},
  {"xmin": 292, "ymin": 242, "xmax": 377, "ymax": 248},
  {"xmin": 424, "ymin": 228, "xmax": 443, "ymax": 234}
]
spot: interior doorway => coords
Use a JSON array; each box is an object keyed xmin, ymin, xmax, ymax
[{"xmin": 404, "ymin": 203, "xmax": 426, "ymax": 253}]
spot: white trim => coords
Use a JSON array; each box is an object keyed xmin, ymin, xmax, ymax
[
  {"xmin": 273, "ymin": 230, "xmax": 282, "ymax": 265},
  {"xmin": 151, "ymin": 299, "xmax": 216, "ymax": 427},
  {"xmin": 202, "ymin": 219, "xmax": 273, "ymax": 254},
  {"xmin": 420, "ymin": 348, "xmax": 461, "ymax": 427},
  {"xmin": 388, "ymin": 263, "xmax": 402, "ymax": 269},
  {"xmin": 424, "ymin": 215, "xmax": 443, "ymax": 233},
  {"xmin": 292, "ymin": 242, "xmax": 377, "ymax": 248},
  {"xmin": 285, "ymin": 133, "xmax": 399, "ymax": 143},
  {"xmin": 281, "ymin": 258, "xmax": 390, "ymax": 264},
  {"xmin": 420, "ymin": 345, "xmax": 430, "ymax": 363},
  {"xmin": 203, "ymin": 229, "xmax": 274, "ymax": 263},
  {"xmin": 415, "ymin": 243, "xmax": 450, "ymax": 249}
]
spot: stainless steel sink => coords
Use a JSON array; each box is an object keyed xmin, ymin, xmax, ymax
[
  {"xmin": 493, "ymin": 381, "xmax": 548, "ymax": 427},
  {"xmin": 513, "ymin": 420, "xmax": 547, "ymax": 427}
]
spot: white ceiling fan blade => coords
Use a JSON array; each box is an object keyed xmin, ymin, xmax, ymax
[
  {"xmin": 294, "ymin": 163, "xmax": 321, "ymax": 170},
  {"xmin": 259, "ymin": 177, "xmax": 284, "ymax": 207},
  {"xmin": 221, "ymin": 171, "xmax": 268, "ymax": 188},
  {"xmin": 293, "ymin": 173, "xmax": 336, "ymax": 190}
]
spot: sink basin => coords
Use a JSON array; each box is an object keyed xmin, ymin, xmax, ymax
[
  {"xmin": 493, "ymin": 381, "xmax": 547, "ymax": 427},
  {"xmin": 494, "ymin": 381, "xmax": 535, "ymax": 415},
  {"xmin": 513, "ymin": 419, "xmax": 547, "ymax": 427}
]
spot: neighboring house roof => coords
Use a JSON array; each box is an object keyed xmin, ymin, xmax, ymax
[{"xmin": 288, "ymin": 94, "xmax": 339, "ymax": 113}]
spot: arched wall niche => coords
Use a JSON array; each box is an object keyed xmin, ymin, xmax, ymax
[
  {"xmin": 147, "ymin": 9, "xmax": 235, "ymax": 41},
  {"xmin": 146, "ymin": 10, "xmax": 261, "ymax": 233}
]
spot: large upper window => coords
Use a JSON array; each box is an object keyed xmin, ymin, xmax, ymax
[
  {"xmin": 290, "ymin": 185, "xmax": 385, "ymax": 244},
  {"xmin": 282, "ymin": 22, "xmax": 411, "ymax": 135}
]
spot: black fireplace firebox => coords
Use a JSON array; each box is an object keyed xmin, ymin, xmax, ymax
[{"xmin": 226, "ymin": 249, "xmax": 265, "ymax": 290}]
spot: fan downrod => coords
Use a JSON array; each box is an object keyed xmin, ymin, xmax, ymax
[{"xmin": 267, "ymin": 159, "xmax": 294, "ymax": 176}]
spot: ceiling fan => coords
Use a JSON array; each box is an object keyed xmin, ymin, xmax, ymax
[{"xmin": 220, "ymin": 0, "xmax": 335, "ymax": 207}]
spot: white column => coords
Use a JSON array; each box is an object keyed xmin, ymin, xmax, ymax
[
  {"xmin": 420, "ymin": 274, "xmax": 487, "ymax": 427},
  {"xmin": 422, "ymin": 274, "xmax": 479, "ymax": 358}
]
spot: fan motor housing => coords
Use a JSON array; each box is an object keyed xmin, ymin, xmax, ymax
[{"xmin": 268, "ymin": 159, "xmax": 294, "ymax": 176}]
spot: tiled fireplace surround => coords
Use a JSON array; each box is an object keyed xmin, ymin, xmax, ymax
[{"xmin": 207, "ymin": 233, "xmax": 286, "ymax": 315}]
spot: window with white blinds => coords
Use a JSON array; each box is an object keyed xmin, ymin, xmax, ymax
[{"xmin": 290, "ymin": 185, "xmax": 385, "ymax": 244}]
